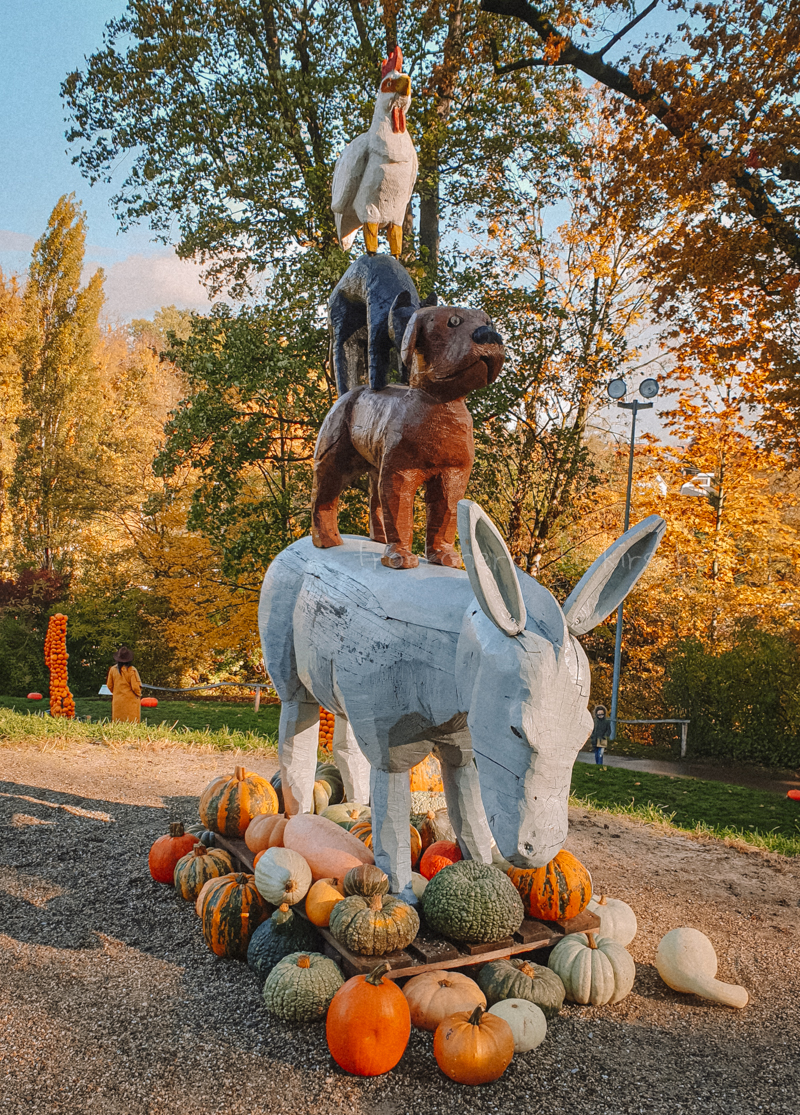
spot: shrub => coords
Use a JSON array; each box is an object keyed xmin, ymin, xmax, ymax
[{"xmin": 663, "ymin": 630, "xmax": 800, "ymax": 768}]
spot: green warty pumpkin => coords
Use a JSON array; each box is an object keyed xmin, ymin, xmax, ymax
[
  {"xmin": 478, "ymin": 958, "xmax": 566, "ymax": 1019},
  {"xmin": 328, "ymin": 892, "xmax": 419, "ymax": 956},
  {"xmin": 421, "ymin": 860, "xmax": 524, "ymax": 944},
  {"xmin": 247, "ymin": 902, "xmax": 322, "ymax": 983},
  {"xmin": 262, "ymin": 951, "xmax": 344, "ymax": 1023}
]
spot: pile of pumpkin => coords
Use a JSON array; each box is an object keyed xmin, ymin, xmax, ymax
[{"xmin": 44, "ymin": 613, "xmax": 75, "ymax": 719}]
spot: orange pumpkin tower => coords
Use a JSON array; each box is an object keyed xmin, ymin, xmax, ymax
[{"xmin": 44, "ymin": 613, "xmax": 75, "ymax": 719}]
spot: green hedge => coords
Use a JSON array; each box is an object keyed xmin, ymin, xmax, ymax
[{"xmin": 663, "ymin": 630, "xmax": 800, "ymax": 768}]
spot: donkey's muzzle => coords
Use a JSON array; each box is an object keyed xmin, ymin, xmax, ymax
[{"xmin": 472, "ymin": 325, "xmax": 504, "ymax": 347}]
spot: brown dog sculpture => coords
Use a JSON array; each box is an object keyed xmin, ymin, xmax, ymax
[{"xmin": 311, "ymin": 305, "xmax": 504, "ymax": 568}]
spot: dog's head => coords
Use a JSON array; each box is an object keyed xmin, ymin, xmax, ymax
[{"xmin": 400, "ymin": 306, "xmax": 505, "ymax": 400}]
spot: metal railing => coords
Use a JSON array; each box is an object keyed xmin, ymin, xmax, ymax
[{"xmin": 139, "ymin": 681, "xmax": 272, "ymax": 712}]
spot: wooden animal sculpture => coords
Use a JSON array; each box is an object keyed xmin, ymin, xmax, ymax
[
  {"xmin": 328, "ymin": 254, "xmax": 437, "ymax": 393},
  {"xmin": 311, "ymin": 305, "xmax": 505, "ymax": 569},
  {"xmin": 259, "ymin": 500, "xmax": 665, "ymax": 900},
  {"xmin": 331, "ymin": 46, "xmax": 417, "ymax": 258}
]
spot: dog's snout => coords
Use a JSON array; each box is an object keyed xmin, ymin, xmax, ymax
[{"xmin": 472, "ymin": 325, "xmax": 504, "ymax": 347}]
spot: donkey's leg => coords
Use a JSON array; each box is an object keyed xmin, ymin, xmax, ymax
[
  {"xmin": 332, "ymin": 715, "xmax": 372, "ymax": 803},
  {"xmin": 279, "ymin": 696, "xmax": 320, "ymax": 815},
  {"xmin": 369, "ymin": 766, "xmax": 415, "ymax": 901},
  {"xmin": 434, "ymin": 741, "xmax": 494, "ymax": 864}
]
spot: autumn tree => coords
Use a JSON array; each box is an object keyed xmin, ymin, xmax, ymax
[
  {"xmin": 62, "ymin": 0, "xmax": 578, "ymax": 292},
  {"xmin": 0, "ymin": 270, "xmax": 24, "ymax": 560},
  {"xmin": 10, "ymin": 196, "xmax": 105, "ymax": 571}
]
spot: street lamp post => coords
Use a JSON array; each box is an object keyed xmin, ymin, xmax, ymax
[{"xmin": 606, "ymin": 376, "xmax": 660, "ymax": 740}]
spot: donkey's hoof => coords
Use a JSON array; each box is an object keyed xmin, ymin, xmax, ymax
[
  {"xmin": 381, "ymin": 545, "xmax": 419, "ymax": 569},
  {"xmin": 311, "ymin": 526, "xmax": 343, "ymax": 548},
  {"xmin": 427, "ymin": 548, "xmax": 463, "ymax": 569}
]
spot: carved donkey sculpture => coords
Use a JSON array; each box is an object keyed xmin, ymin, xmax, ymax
[{"xmin": 260, "ymin": 501, "xmax": 665, "ymax": 900}]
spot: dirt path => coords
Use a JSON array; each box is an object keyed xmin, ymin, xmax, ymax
[{"xmin": 1, "ymin": 743, "xmax": 798, "ymax": 1115}]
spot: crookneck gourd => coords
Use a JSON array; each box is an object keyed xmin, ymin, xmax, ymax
[
  {"xmin": 262, "ymin": 951, "xmax": 344, "ymax": 1023},
  {"xmin": 478, "ymin": 957, "xmax": 566, "ymax": 1019},
  {"xmin": 247, "ymin": 903, "xmax": 323, "ymax": 983},
  {"xmin": 329, "ymin": 892, "xmax": 419, "ymax": 956},
  {"xmin": 422, "ymin": 860, "xmax": 524, "ymax": 944}
]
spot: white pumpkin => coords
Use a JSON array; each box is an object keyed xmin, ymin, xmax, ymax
[
  {"xmin": 656, "ymin": 927, "xmax": 748, "ymax": 1009},
  {"xmin": 587, "ymin": 894, "xmax": 638, "ymax": 946},
  {"xmin": 411, "ymin": 871, "xmax": 428, "ymax": 900},
  {"xmin": 254, "ymin": 846, "xmax": 312, "ymax": 907},
  {"xmin": 548, "ymin": 931, "xmax": 635, "ymax": 1006},
  {"xmin": 488, "ymin": 998, "xmax": 547, "ymax": 1053}
]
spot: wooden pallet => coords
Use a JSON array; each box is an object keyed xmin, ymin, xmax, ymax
[{"xmin": 215, "ymin": 833, "xmax": 600, "ymax": 980}]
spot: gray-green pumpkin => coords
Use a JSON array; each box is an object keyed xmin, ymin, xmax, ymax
[
  {"xmin": 262, "ymin": 951, "xmax": 344, "ymax": 1023},
  {"xmin": 247, "ymin": 903, "xmax": 322, "ymax": 983},
  {"xmin": 422, "ymin": 860, "xmax": 524, "ymax": 944},
  {"xmin": 329, "ymin": 892, "xmax": 419, "ymax": 955},
  {"xmin": 478, "ymin": 957, "xmax": 566, "ymax": 1019},
  {"xmin": 322, "ymin": 803, "xmax": 371, "ymax": 830}
]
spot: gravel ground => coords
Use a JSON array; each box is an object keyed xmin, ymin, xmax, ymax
[{"xmin": 1, "ymin": 742, "xmax": 798, "ymax": 1115}]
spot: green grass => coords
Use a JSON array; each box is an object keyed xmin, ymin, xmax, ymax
[
  {"xmin": 0, "ymin": 701, "xmax": 278, "ymax": 754},
  {"xmin": 571, "ymin": 763, "xmax": 800, "ymax": 856},
  {"xmin": 0, "ymin": 694, "xmax": 280, "ymax": 741}
]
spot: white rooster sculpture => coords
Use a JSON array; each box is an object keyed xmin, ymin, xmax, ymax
[{"xmin": 331, "ymin": 46, "xmax": 417, "ymax": 258}]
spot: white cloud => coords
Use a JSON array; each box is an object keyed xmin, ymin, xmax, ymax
[
  {"xmin": 0, "ymin": 229, "xmax": 35, "ymax": 252},
  {"xmin": 90, "ymin": 252, "xmax": 213, "ymax": 322}
]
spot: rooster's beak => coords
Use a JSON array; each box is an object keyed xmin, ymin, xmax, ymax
[{"xmin": 380, "ymin": 73, "xmax": 411, "ymax": 97}]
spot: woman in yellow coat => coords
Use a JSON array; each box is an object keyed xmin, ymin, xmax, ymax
[{"xmin": 106, "ymin": 647, "xmax": 142, "ymax": 722}]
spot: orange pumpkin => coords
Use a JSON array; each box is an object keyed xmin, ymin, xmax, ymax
[
  {"xmin": 403, "ymin": 970, "xmax": 486, "ymax": 1032},
  {"xmin": 27, "ymin": 692, "xmax": 43, "ymax": 700},
  {"xmin": 350, "ymin": 820, "xmax": 422, "ymax": 867},
  {"xmin": 199, "ymin": 765, "xmax": 279, "ymax": 838},
  {"xmin": 505, "ymin": 849, "xmax": 592, "ymax": 921},
  {"xmin": 141, "ymin": 696, "xmax": 158, "ymax": 708},
  {"xmin": 245, "ymin": 812, "xmax": 288, "ymax": 853},
  {"xmin": 201, "ymin": 872, "xmax": 271, "ymax": 959},
  {"xmin": 148, "ymin": 821, "xmax": 199, "ymax": 884},
  {"xmin": 433, "ymin": 1004, "xmax": 514, "ymax": 1085},
  {"xmin": 326, "ymin": 961, "xmax": 411, "ymax": 1076},
  {"xmin": 419, "ymin": 840, "xmax": 462, "ymax": 880},
  {"xmin": 409, "ymin": 753, "xmax": 444, "ymax": 792},
  {"xmin": 305, "ymin": 876, "xmax": 346, "ymax": 927}
]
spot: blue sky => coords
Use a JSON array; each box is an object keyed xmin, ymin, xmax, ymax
[{"xmin": 0, "ymin": 0, "xmax": 211, "ymax": 320}]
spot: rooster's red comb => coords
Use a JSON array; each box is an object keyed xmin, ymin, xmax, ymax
[{"xmin": 381, "ymin": 46, "xmax": 403, "ymax": 78}]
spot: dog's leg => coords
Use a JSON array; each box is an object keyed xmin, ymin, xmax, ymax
[
  {"xmin": 367, "ymin": 295, "xmax": 393, "ymax": 391},
  {"xmin": 368, "ymin": 470, "xmax": 387, "ymax": 543},
  {"xmin": 379, "ymin": 466, "xmax": 423, "ymax": 569},
  {"xmin": 424, "ymin": 468, "xmax": 470, "ymax": 567}
]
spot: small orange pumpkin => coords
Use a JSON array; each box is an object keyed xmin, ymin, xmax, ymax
[
  {"xmin": 433, "ymin": 1004, "xmax": 514, "ymax": 1085},
  {"xmin": 326, "ymin": 961, "xmax": 411, "ymax": 1076},
  {"xmin": 148, "ymin": 821, "xmax": 199, "ymax": 884},
  {"xmin": 245, "ymin": 813, "xmax": 288, "ymax": 853},
  {"xmin": 141, "ymin": 696, "xmax": 158, "ymax": 708},
  {"xmin": 505, "ymin": 849, "xmax": 592, "ymax": 921},
  {"xmin": 305, "ymin": 876, "xmax": 346, "ymax": 927},
  {"xmin": 27, "ymin": 692, "xmax": 43, "ymax": 700},
  {"xmin": 419, "ymin": 840, "xmax": 462, "ymax": 880},
  {"xmin": 409, "ymin": 753, "xmax": 444, "ymax": 792}
]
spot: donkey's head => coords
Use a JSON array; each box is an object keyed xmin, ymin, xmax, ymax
[{"xmin": 455, "ymin": 501, "xmax": 665, "ymax": 867}]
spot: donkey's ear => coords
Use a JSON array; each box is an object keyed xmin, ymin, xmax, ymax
[
  {"xmin": 457, "ymin": 500, "xmax": 526, "ymax": 637},
  {"xmin": 563, "ymin": 515, "xmax": 666, "ymax": 636},
  {"xmin": 421, "ymin": 291, "xmax": 438, "ymax": 307}
]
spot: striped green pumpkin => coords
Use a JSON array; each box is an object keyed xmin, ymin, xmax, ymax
[
  {"xmin": 199, "ymin": 765, "xmax": 279, "ymax": 838},
  {"xmin": 201, "ymin": 872, "xmax": 272, "ymax": 959},
  {"xmin": 173, "ymin": 844, "xmax": 234, "ymax": 900}
]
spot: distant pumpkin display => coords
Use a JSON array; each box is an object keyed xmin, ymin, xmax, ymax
[
  {"xmin": 141, "ymin": 696, "xmax": 159, "ymax": 708},
  {"xmin": 318, "ymin": 707, "xmax": 335, "ymax": 752},
  {"xmin": 44, "ymin": 613, "xmax": 75, "ymax": 719}
]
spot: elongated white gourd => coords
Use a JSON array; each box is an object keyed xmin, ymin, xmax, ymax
[{"xmin": 656, "ymin": 927, "xmax": 748, "ymax": 1009}]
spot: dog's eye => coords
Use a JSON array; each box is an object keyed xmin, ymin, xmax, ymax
[{"xmin": 448, "ymin": 315, "xmax": 462, "ymax": 328}]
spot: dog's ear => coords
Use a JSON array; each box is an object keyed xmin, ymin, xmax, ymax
[
  {"xmin": 421, "ymin": 291, "xmax": 438, "ymax": 307},
  {"xmin": 390, "ymin": 291, "xmax": 419, "ymax": 381},
  {"xmin": 399, "ymin": 310, "xmax": 423, "ymax": 379}
]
